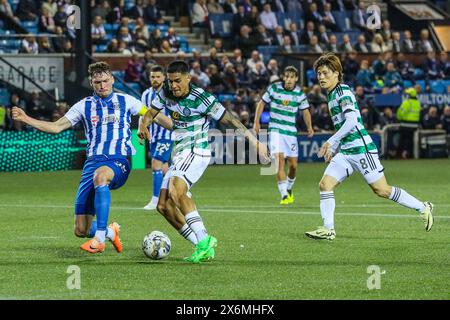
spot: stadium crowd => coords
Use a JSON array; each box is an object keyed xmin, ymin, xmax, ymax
[{"xmin": 1, "ymin": 0, "xmax": 449, "ymax": 136}]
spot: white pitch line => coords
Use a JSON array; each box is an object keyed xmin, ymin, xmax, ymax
[{"xmin": 0, "ymin": 203, "xmax": 449, "ymax": 219}]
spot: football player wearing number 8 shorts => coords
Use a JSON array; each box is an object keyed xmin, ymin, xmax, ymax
[{"xmin": 305, "ymin": 53, "xmax": 434, "ymax": 240}]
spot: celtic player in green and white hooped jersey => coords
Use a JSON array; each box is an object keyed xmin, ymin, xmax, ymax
[
  {"xmin": 254, "ymin": 66, "xmax": 314, "ymax": 205},
  {"xmin": 304, "ymin": 53, "xmax": 434, "ymax": 241},
  {"xmin": 139, "ymin": 60, "xmax": 270, "ymax": 263}
]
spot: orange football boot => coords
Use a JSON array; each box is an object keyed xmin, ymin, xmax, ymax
[
  {"xmin": 108, "ymin": 222, "xmax": 123, "ymax": 253},
  {"xmin": 80, "ymin": 237, "xmax": 105, "ymax": 253}
]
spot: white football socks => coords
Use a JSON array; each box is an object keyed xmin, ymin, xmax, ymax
[
  {"xmin": 277, "ymin": 180, "xmax": 288, "ymax": 198},
  {"xmin": 178, "ymin": 223, "xmax": 198, "ymax": 245},
  {"xmin": 287, "ymin": 177, "xmax": 296, "ymax": 191},
  {"xmin": 320, "ymin": 191, "xmax": 335, "ymax": 230},
  {"xmin": 185, "ymin": 211, "xmax": 208, "ymax": 242},
  {"xmin": 389, "ymin": 187, "xmax": 425, "ymax": 212}
]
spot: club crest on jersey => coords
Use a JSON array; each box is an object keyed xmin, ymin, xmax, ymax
[
  {"xmin": 91, "ymin": 115, "xmax": 99, "ymax": 127},
  {"xmin": 282, "ymin": 100, "xmax": 290, "ymax": 106},
  {"xmin": 182, "ymin": 108, "xmax": 191, "ymax": 116},
  {"xmin": 113, "ymin": 102, "xmax": 120, "ymax": 110}
]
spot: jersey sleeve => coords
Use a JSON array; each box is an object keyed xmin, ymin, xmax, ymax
[
  {"xmin": 141, "ymin": 89, "xmax": 150, "ymax": 108},
  {"xmin": 337, "ymin": 92, "xmax": 357, "ymax": 113},
  {"xmin": 64, "ymin": 99, "xmax": 85, "ymax": 127},
  {"xmin": 126, "ymin": 94, "xmax": 145, "ymax": 116},
  {"xmin": 204, "ymin": 96, "xmax": 226, "ymax": 120},
  {"xmin": 261, "ymin": 85, "xmax": 272, "ymax": 103},
  {"xmin": 152, "ymin": 90, "xmax": 166, "ymax": 111},
  {"xmin": 298, "ymin": 92, "xmax": 310, "ymax": 110}
]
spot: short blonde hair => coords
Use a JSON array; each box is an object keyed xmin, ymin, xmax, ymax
[{"xmin": 313, "ymin": 52, "xmax": 343, "ymax": 82}]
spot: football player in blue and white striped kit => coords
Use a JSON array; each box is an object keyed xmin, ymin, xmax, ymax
[
  {"xmin": 141, "ymin": 65, "xmax": 174, "ymax": 210},
  {"xmin": 12, "ymin": 62, "xmax": 173, "ymax": 254}
]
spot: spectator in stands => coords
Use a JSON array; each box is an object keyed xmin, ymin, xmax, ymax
[
  {"xmin": 371, "ymin": 33, "xmax": 388, "ymax": 53},
  {"xmin": 190, "ymin": 61, "xmax": 211, "ymax": 88},
  {"xmin": 42, "ymin": 0, "xmax": 57, "ymax": 17},
  {"xmin": 117, "ymin": 26, "xmax": 134, "ymax": 46},
  {"xmin": 441, "ymin": 105, "xmax": 450, "ymax": 134},
  {"xmin": 273, "ymin": 26, "xmax": 285, "ymax": 46},
  {"xmin": 380, "ymin": 20, "xmax": 392, "ymax": 43},
  {"xmin": 279, "ymin": 35, "xmax": 298, "ymax": 53},
  {"xmin": 383, "ymin": 62, "xmax": 403, "ymax": 94},
  {"xmin": 396, "ymin": 53, "xmax": 415, "ymax": 83},
  {"xmin": 219, "ymin": 55, "xmax": 231, "ymax": 72},
  {"xmin": 106, "ymin": 38, "xmax": 119, "ymax": 53},
  {"xmin": 317, "ymin": 24, "xmax": 330, "ymax": 46},
  {"xmin": 326, "ymin": 34, "xmax": 339, "ymax": 52},
  {"xmin": 232, "ymin": 5, "xmax": 248, "ymax": 35},
  {"xmin": 287, "ymin": 22, "xmax": 301, "ymax": 47},
  {"xmin": 91, "ymin": 0, "xmax": 112, "ymax": 22},
  {"xmin": 260, "ymin": 2, "xmax": 278, "ymax": 31},
  {"xmin": 61, "ymin": 38, "xmax": 73, "ymax": 53},
  {"xmin": 246, "ymin": 50, "xmax": 264, "ymax": 73},
  {"xmin": 16, "ymin": 0, "xmax": 39, "ymax": 21},
  {"xmin": 438, "ymin": 51, "xmax": 450, "ymax": 79},
  {"xmin": 423, "ymin": 51, "xmax": 441, "ymax": 80},
  {"xmin": 352, "ymin": 1, "xmax": 368, "ymax": 32},
  {"xmin": 91, "ymin": 15, "xmax": 107, "ymax": 44},
  {"xmin": 246, "ymin": 5, "xmax": 261, "ymax": 30},
  {"xmin": 20, "ymin": 36, "xmax": 39, "ymax": 54},
  {"xmin": 164, "ymin": 27, "xmax": 180, "ymax": 52},
  {"xmin": 308, "ymin": 35, "xmax": 324, "ymax": 54},
  {"xmin": 231, "ymin": 48, "xmax": 245, "ymax": 66},
  {"xmin": 223, "ymin": 0, "xmax": 238, "ymax": 14},
  {"xmin": 27, "ymin": 91, "xmax": 52, "ymax": 120},
  {"xmin": 207, "ymin": 0, "xmax": 224, "ymax": 14},
  {"xmin": 417, "ymin": 29, "xmax": 434, "ymax": 53},
  {"xmin": 322, "ymin": 2, "xmax": 339, "ymax": 31},
  {"xmin": 237, "ymin": 25, "xmax": 257, "ymax": 58},
  {"xmin": 315, "ymin": 102, "xmax": 334, "ymax": 131},
  {"xmin": 124, "ymin": 53, "xmax": 142, "ymax": 82},
  {"xmin": 223, "ymin": 62, "xmax": 238, "ymax": 92},
  {"xmin": 160, "ymin": 39, "xmax": 173, "ymax": 53},
  {"xmin": 339, "ymin": 34, "xmax": 354, "ymax": 53},
  {"xmin": 254, "ymin": 24, "xmax": 274, "ymax": 46},
  {"xmin": 6, "ymin": 93, "xmax": 26, "ymax": 131},
  {"xmin": 267, "ymin": 59, "xmax": 280, "ymax": 78},
  {"xmin": 286, "ymin": 0, "xmax": 302, "ymax": 13},
  {"xmin": 354, "ymin": 34, "xmax": 370, "ymax": 53},
  {"xmin": 135, "ymin": 17, "xmax": 150, "ymax": 40},
  {"xmin": 401, "ymin": 30, "xmax": 415, "ymax": 53},
  {"xmin": 51, "ymin": 26, "xmax": 65, "ymax": 53},
  {"xmin": 343, "ymin": 51, "xmax": 359, "ymax": 86},
  {"xmin": 248, "ymin": 61, "xmax": 269, "ymax": 90},
  {"xmin": 307, "ymin": 84, "xmax": 327, "ymax": 108},
  {"xmin": 305, "ymin": 2, "xmax": 323, "ymax": 28},
  {"xmin": 143, "ymin": 49, "xmax": 157, "ymax": 66},
  {"xmin": 40, "ymin": 7, "xmax": 56, "ymax": 33},
  {"xmin": 118, "ymin": 40, "xmax": 132, "ymax": 55},
  {"xmin": 209, "ymin": 38, "xmax": 223, "ymax": 53},
  {"xmin": 145, "ymin": 0, "xmax": 164, "ymax": 24},
  {"xmin": 208, "ymin": 64, "xmax": 229, "ymax": 93},
  {"xmin": 396, "ymin": 88, "xmax": 421, "ymax": 159},
  {"xmin": 378, "ymin": 107, "xmax": 397, "ymax": 128},
  {"xmin": 53, "ymin": 4, "xmax": 67, "ymax": 28},
  {"xmin": 372, "ymin": 52, "xmax": 388, "ymax": 80},
  {"xmin": 389, "ymin": 31, "xmax": 402, "ymax": 53},
  {"xmin": 0, "ymin": 0, "xmax": 20, "ymax": 25},
  {"xmin": 127, "ymin": 0, "xmax": 145, "ymax": 20},
  {"xmin": 139, "ymin": 64, "xmax": 152, "ymax": 91},
  {"xmin": 133, "ymin": 27, "xmax": 151, "ymax": 52},
  {"xmin": 38, "ymin": 36, "xmax": 55, "ymax": 53},
  {"xmin": 301, "ymin": 21, "xmax": 317, "ymax": 45},
  {"xmin": 148, "ymin": 28, "xmax": 163, "ymax": 53},
  {"xmin": 422, "ymin": 106, "xmax": 442, "ymax": 129},
  {"xmin": 207, "ymin": 47, "xmax": 221, "ymax": 69},
  {"xmin": 236, "ymin": 63, "xmax": 251, "ymax": 87},
  {"xmin": 356, "ymin": 59, "xmax": 373, "ymax": 91}
]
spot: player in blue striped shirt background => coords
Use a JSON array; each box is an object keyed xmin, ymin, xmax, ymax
[
  {"xmin": 141, "ymin": 65, "xmax": 174, "ymax": 211},
  {"xmin": 12, "ymin": 62, "xmax": 173, "ymax": 254}
]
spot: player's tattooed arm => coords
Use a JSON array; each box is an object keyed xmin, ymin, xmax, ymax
[
  {"xmin": 219, "ymin": 110, "xmax": 270, "ymax": 162},
  {"xmin": 138, "ymin": 107, "xmax": 160, "ymax": 140},
  {"xmin": 12, "ymin": 107, "xmax": 72, "ymax": 133},
  {"xmin": 154, "ymin": 113, "xmax": 174, "ymax": 131}
]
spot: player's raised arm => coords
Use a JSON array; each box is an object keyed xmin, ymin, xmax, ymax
[
  {"xmin": 220, "ymin": 110, "xmax": 270, "ymax": 163},
  {"xmin": 12, "ymin": 106, "xmax": 72, "ymax": 134},
  {"xmin": 138, "ymin": 107, "xmax": 160, "ymax": 140}
]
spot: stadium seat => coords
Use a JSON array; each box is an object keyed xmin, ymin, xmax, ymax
[
  {"xmin": 332, "ymin": 11, "xmax": 351, "ymax": 32},
  {"xmin": 125, "ymin": 82, "xmax": 142, "ymax": 94},
  {"xmin": 430, "ymin": 80, "xmax": 446, "ymax": 94},
  {"xmin": 276, "ymin": 11, "xmax": 302, "ymax": 30},
  {"xmin": 306, "ymin": 69, "xmax": 316, "ymax": 87},
  {"xmin": 209, "ymin": 13, "xmax": 233, "ymax": 38},
  {"xmin": 403, "ymin": 80, "xmax": 413, "ymax": 88},
  {"xmin": 112, "ymin": 71, "xmax": 125, "ymax": 81},
  {"xmin": 218, "ymin": 94, "xmax": 236, "ymax": 103},
  {"xmin": 416, "ymin": 80, "xmax": 426, "ymax": 91},
  {"xmin": 414, "ymin": 68, "xmax": 425, "ymax": 80},
  {"xmin": 96, "ymin": 45, "xmax": 108, "ymax": 53},
  {"xmin": 374, "ymin": 94, "xmax": 402, "ymax": 107},
  {"xmin": 0, "ymin": 89, "xmax": 10, "ymax": 106},
  {"xmin": 257, "ymin": 46, "xmax": 279, "ymax": 63}
]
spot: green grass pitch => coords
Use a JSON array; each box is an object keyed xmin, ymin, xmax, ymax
[{"xmin": 0, "ymin": 159, "xmax": 449, "ymax": 299}]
